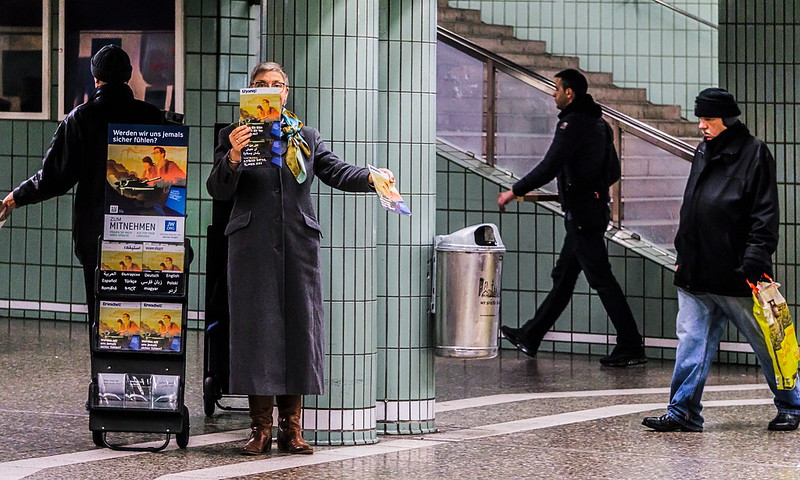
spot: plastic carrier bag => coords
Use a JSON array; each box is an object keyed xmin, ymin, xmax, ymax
[{"xmin": 750, "ymin": 276, "xmax": 800, "ymax": 390}]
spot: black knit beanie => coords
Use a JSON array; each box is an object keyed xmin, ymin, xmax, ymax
[
  {"xmin": 694, "ymin": 88, "xmax": 741, "ymax": 118},
  {"xmin": 90, "ymin": 44, "xmax": 132, "ymax": 84}
]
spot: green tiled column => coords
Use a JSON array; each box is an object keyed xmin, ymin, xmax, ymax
[
  {"xmin": 375, "ymin": 0, "xmax": 438, "ymax": 434},
  {"xmin": 262, "ymin": 0, "xmax": 380, "ymax": 446}
]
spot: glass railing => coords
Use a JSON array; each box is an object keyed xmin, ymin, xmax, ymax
[{"xmin": 437, "ymin": 27, "xmax": 695, "ymax": 251}]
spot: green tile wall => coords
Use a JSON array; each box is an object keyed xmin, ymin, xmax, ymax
[
  {"xmin": 719, "ymin": 1, "xmax": 800, "ymax": 364},
  {"xmin": 448, "ymin": 0, "xmax": 718, "ymax": 118}
]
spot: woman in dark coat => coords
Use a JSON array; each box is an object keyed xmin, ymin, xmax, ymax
[{"xmin": 207, "ymin": 62, "xmax": 391, "ymax": 455}]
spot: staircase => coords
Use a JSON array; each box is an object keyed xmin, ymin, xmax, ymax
[
  {"xmin": 437, "ymin": 1, "xmax": 699, "ymax": 250},
  {"xmin": 437, "ymin": 2, "xmax": 700, "ymax": 141}
]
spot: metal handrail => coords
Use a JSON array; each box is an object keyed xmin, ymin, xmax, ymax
[
  {"xmin": 437, "ymin": 25, "xmax": 696, "ymax": 236},
  {"xmin": 650, "ymin": 0, "xmax": 718, "ymax": 30},
  {"xmin": 437, "ymin": 26, "xmax": 696, "ymax": 161}
]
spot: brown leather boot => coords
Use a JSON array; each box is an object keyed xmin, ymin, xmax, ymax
[
  {"xmin": 276, "ymin": 395, "xmax": 313, "ymax": 454},
  {"xmin": 242, "ymin": 395, "xmax": 273, "ymax": 455}
]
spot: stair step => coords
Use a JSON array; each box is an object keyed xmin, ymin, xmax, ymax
[
  {"xmin": 640, "ymin": 120, "xmax": 702, "ymax": 138},
  {"xmin": 600, "ymin": 101, "xmax": 682, "ymax": 120},
  {"xmin": 537, "ymin": 68, "xmax": 614, "ymax": 86},
  {"xmin": 439, "ymin": 20, "xmax": 515, "ymax": 38},
  {"xmin": 439, "ymin": 6, "xmax": 483, "ymax": 24},
  {"xmin": 622, "ymin": 218, "xmax": 681, "ymax": 226},
  {"xmin": 468, "ymin": 36, "xmax": 548, "ymax": 55},
  {"xmin": 504, "ymin": 52, "xmax": 580, "ymax": 70},
  {"xmin": 589, "ymin": 86, "xmax": 649, "ymax": 102}
]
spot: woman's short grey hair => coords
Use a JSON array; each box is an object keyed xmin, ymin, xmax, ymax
[{"xmin": 250, "ymin": 62, "xmax": 288, "ymax": 84}]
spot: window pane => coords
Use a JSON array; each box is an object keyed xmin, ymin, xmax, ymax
[
  {"xmin": 62, "ymin": 0, "xmax": 179, "ymax": 114},
  {"xmin": 0, "ymin": 0, "xmax": 44, "ymax": 113}
]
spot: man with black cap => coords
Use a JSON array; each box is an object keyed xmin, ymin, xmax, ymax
[
  {"xmin": 497, "ymin": 69, "xmax": 646, "ymax": 367},
  {"xmin": 0, "ymin": 44, "xmax": 163, "ymax": 325},
  {"xmin": 642, "ymin": 87, "xmax": 800, "ymax": 432}
]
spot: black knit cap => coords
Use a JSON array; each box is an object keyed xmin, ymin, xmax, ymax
[
  {"xmin": 90, "ymin": 44, "xmax": 132, "ymax": 83},
  {"xmin": 694, "ymin": 87, "xmax": 741, "ymax": 118}
]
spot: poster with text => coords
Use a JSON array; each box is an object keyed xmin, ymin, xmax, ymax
[
  {"xmin": 103, "ymin": 214, "xmax": 185, "ymax": 243},
  {"xmin": 105, "ymin": 124, "xmax": 189, "ymax": 217}
]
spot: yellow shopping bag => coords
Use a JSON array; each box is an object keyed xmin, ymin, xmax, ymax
[{"xmin": 750, "ymin": 276, "xmax": 800, "ymax": 390}]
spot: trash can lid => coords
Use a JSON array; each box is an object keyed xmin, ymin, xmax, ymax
[{"xmin": 434, "ymin": 223, "xmax": 506, "ymax": 252}]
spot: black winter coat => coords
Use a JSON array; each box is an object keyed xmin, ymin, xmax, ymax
[
  {"xmin": 674, "ymin": 122, "xmax": 778, "ymax": 297},
  {"xmin": 207, "ymin": 123, "xmax": 373, "ymax": 395},
  {"xmin": 512, "ymin": 94, "xmax": 619, "ymax": 232},
  {"xmin": 13, "ymin": 84, "xmax": 163, "ymax": 265}
]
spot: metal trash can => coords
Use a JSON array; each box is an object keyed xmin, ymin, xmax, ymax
[{"xmin": 433, "ymin": 223, "xmax": 505, "ymax": 359}]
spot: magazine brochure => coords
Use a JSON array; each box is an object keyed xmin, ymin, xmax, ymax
[
  {"xmin": 368, "ymin": 165, "xmax": 411, "ymax": 215},
  {"xmin": 238, "ymin": 86, "xmax": 282, "ymax": 168},
  {"xmin": 140, "ymin": 301, "xmax": 183, "ymax": 352},
  {"xmin": 142, "ymin": 242, "xmax": 185, "ymax": 272},
  {"xmin": 97, "ymin": 300, "xmax": 143, "ymax": 351},
  {"xmin": 0, "ymin": 206, "xmax": 6, "ymax": 229},
  {"xmin": 100, "ymin": 241, "xmax": 143, "ymax": 272}
]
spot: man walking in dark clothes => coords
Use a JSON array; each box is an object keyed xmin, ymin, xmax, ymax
[{"xmin": 497, "ymin": 69, "xmax": 646, "ymax": 367}]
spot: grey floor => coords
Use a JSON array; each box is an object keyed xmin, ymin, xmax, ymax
[{"xmin": 1, "ymin": 316, "xmax": 798, "ymax": 480}]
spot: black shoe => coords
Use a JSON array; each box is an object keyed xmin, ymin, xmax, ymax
[
  {"xmin": 768, "ymin": 413, "xmax": 800, "ymax": 431},
  {"xmin": 599, "ymin": 347, "xmax": 647, "ymax": 367},
  {"xmin": 500, "ymin": 326, "xmax": 538, "ymax": 359},
  {"xmin": 642, "ymin": 414, "xmax": 700, "ymax": 432}
]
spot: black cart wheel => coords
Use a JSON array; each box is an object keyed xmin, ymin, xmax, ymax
[
  {"xmin": 176, "ymin": 406, "xmax": 190, "ymax": 449},
  {"xmin": 92, "ymin": 431, "xmax": 105, "ymax": 447},
  {"xmin": 203, "ymin": 376, "xmax": 217, "ymax": 417}
]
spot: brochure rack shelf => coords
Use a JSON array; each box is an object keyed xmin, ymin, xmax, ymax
[
  {"xmin": 86, "ymin": 123, "xmax": 191, "ymax": 452},
  {"xmin": 87, "ymin": 250, "xmax": 191, "ymax": 452}
]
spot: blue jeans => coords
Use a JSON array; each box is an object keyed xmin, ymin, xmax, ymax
[{"xmin": 667, "ymin": 288, "xmax": 800, "ymax": 430}]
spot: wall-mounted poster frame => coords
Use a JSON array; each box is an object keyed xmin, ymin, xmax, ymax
[
  {"xmin": 0, "ymin": 0, "xmax": 51, "ymax": 120},
  {"xmin": 58, "ymin": 0, "xmax": 184, "ymax": 119}
]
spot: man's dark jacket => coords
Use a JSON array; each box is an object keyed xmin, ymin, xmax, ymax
[
  {"xmin": 13, "ymin": 83, "xmax": 162, "ymax": 265},
  {"xmin": 512, "ymin": 94, "xmax": 619, "ymax": 232},
  {"xmin": 674, "ymin": 121, "xmax": 778, "ymax": 297}
]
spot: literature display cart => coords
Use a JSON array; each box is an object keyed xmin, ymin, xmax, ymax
[{"xmin": 86, "ymin": 124, "xmax": 191, "ymax": 451}]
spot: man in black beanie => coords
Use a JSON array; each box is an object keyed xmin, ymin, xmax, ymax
[
  {"xmin": 643, "ymin": 87, "xmax": 800, "ymax": 432},
  {"xmin": 497, "ymin": 69, "xmax": 646, "ymax": 367},
  {"xmin": 1, "ymin": 44, "xmax": 162, "ymax": 328}
]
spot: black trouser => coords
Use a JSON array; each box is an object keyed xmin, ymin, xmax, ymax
[{"xmin": 519, "ymin": 219, "xmax": 643, "ymax": 350}]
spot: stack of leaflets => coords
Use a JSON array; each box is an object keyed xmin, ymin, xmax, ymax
[{"xmin": 97, "ymin": 373, "xmax": 180, "ymax": 410}]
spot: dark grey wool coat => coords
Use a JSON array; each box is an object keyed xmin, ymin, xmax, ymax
[{"xmin": 207, "ymin": 123, "xmax": 373, "ymax": 395}]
